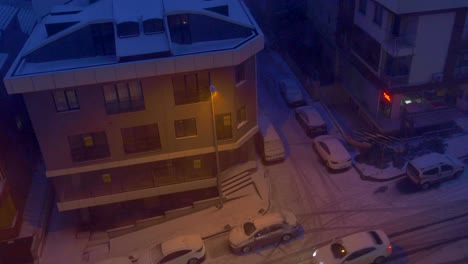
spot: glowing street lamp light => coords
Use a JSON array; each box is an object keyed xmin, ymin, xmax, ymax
[{"xmin": 209, "ymin": 84, "xmax": 223, "ymax": 208}]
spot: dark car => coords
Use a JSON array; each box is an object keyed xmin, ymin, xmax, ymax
[{"xmin": 295, "ymin": 106, "xmax": 327, "ymax": 137}]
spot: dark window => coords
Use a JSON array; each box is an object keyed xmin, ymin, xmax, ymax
[
  {"xmin": 423, "ymin": 167, "xmax": 439, "ymax": 176},
  {"xmin": 92, "ymin": 23, "xmax": 116, "ymax": 55},
  {"xmin": 319, "ymin": 142, "xmax": 331, "ymax": 155},
  {"xmin": 159, "ymin": 250, "xmax": 191, "ymax": 264},
  {"xmin": 68, "ymin": 131, "xmax": 110, "ymax": 162},
  {"xmin": 167, "ymin": 14, "xmax": 191, "ymax": 44},
  {"xmin": 103, "ymin": 81, "xmax": 145, "ymax": 114},
  {"xmin": 369, "ymin": 231, "xmax": 383, "ymax": 244},
  {"xmin": 441, "ymin": 165, "xmax": 453, "ymax": 172},
  {"xmin": 216, "ymin": 113, "xmax": 232, "ymax": 140},
  {"xmin": 237, "ymin": 106, "xmax": 247, "ymax": 126},
  {"xmin": 175, "ymin": 118, "xmax": 197, "ymax": 138},
  {"xmin": 121, "ymin": 124, "xmax": 161, "ymax": 154},
  {"xmin": 243, "ymin": 222, "xmax": 256, "ymax": 236},
  {"xmin": 391, "ymin": 15, "xmax": 401, "ymax": 37},
  {"xmin": 172, "ymin": 72, "xmax": 211, "ymax": 105},
  {"xmin": 255, "ymin": 228, "xmax": 270, "ymax": 237},
  {"xmin": 235, "ymin": 62, "xmax": 246, "ymax": 84},
  {"xmin": 143, "ymin": 18, "xmax": 164, "ymax": 34},
  {"xmin": 269, "ymin": 225, "xmax": 283, "ymax": 232},
  {"xmin": 373, "ymin": 3, "xmax": 383, "ymax": 26},
  {"xmin": 358, "ymin": 0, "xmax": 367, "ymax": 14},
  {"xmin": 117, "ymin": 21, "xmax": 140, "ymax": 38},
  {"xmin": 385, "ymin": 54, "xmax": 411, "ymax": 77},
  {"xmin": 407, "ymin": 163, "xmax": 420, "ymax": 177},
  {"xmin": 53, "ymin": 89, "xmax": 80, "ymax": 112},
  {"xmin": 345, "ymin": 247, "xmax": 376, "ymax": 261}
]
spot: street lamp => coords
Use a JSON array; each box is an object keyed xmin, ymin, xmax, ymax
[{"xmin": 209, "ymin": 84, "xmax": 223, "ymax": 208}]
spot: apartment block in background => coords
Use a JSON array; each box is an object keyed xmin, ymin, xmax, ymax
[
  {"xmin": 4, "ymin": 0, "xmax": 263, "ymax": 227},
  {"xmin": 331, "ymin": 0, "xmax": 468, "ymax": 135}
]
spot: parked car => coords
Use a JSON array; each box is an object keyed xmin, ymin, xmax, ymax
[
  {"xmin": 295, "ymin": 106, "xmax": 327, "ymax": 137},
  {"xmin": 312, "ymin": 230, "xmax": 392, "ymax": 264},
  {"xmin": 313, "ymin": 135, "xmax": 352, "ymax": 170},
  {"xmin": 256, "ymin": 115, "xmax": 285, "ymax": 163},
  {"xmin": 278, "ymin": 79, "xmax": 305, "ymax": 107},
  {"xmin": 228, "ymin": 211, "xmax": 300, "ymax": 254},
  {"xmin": 407, "ymin": 152, "xmax": 464, "ymax": 190},
  {"xmin": 99, "ymin": 234, "xmax": 206, "ymax": 264}
]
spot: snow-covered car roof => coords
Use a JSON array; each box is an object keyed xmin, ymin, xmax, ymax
[
  {"xmin": 340, "ymin": 230, "xmax": 389, "ymax": 253},
  {"xmin": 295, "ymin": 106, "xmax": 325, "ymax": 126},
  {"xmin": 314, "ymin": 136, "xmax": 349, "ymax": 156},
  {"xmin": 253, "ymin": 211, "xmax": 296, "ymax": 229},
  {"xmin": 410, "ymin": 152, "xmax": 461, "ymax": 169},
  {"xmin": 161, "ymin": 234, "xmax": 203, "ymax": 256}
]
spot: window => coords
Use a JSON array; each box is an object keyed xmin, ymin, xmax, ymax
[
  {"xmin": 117, "ymin": 21, "xmax": 139, "ymax": 38},
  {"xmin": 175, "ymin": 118, "xmax": 197, "ymax": 138},
  {"xmin": 0, "ymin": 193, "xmax": 16, "ymax": 229},
  {"xmin": 53, "ymin": 89, "xmax": 79, "ymax": 112},
  {"xmin": 441, "ymin": 164, "xmax": 453, "ymax": 172},
  {"xmin": 331, "ymin": 243, "xmax": 347, "ymax": 258},
  {"xmin": 160, "ymin": 250, "xmax": 191, "ymax": 264},
  {"xmin": 358, "ymin": 0, "xmax": 367, "ymax": 15},
  {"xmin": 172, "ymin": 72, "xmax": 211, "ymax": 105},
  {"xmin": 369, "ymin": 231, "xmax": 383, "ymax": 244},
  {"xmin": 423, "ymin": 167, "xmax": 439, "ymax": 176},
  {"xmin": 235, "ymin": 62, "xmax": 246, "ymax": 84},
  {"xmin": 68, "ymin": 131, "xmax": 110, "ymax": 162},
  {"xmin": 319, "ymin": 142, "xmax": 331, "ymax": 155},
  {"xmin": 237, "ymin": 106, "xmax": 247, "ymax": 127},
  {"xmin": 143, "ymin": 18, "xmax": 164, "ymax": 34},
  {"xmin": 103, "ymin": 81, "xmax": 145, "ymax": 114},
  {"xmin": 216, "ymin": 113, "xmax": 232, "ymax": 140},
  {"xmin": 255, "ymin": 228, "xmax": 270, "ymax": 238},
  {"xmin": 345, "ymin": 247, "xmax": 376, "ymax": 261},
  {"xmin": 167, "ymin": 14, "xmax": 191, "ymax": 44},
  {"xmin": 373, "ymin": 3, "xmax": 383, "ymax": 26},
  {"xmin": 121, "ymin": 124, "xmax": 161, "ymax": 154}
]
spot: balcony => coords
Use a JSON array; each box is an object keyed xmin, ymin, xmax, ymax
[
  {"xmin": 383, "ymin": 35, "xmax": 415, "ymax": 57},
  {"xmin": 53, "ymin": 160, "xmax": 217, "ymax": 211}
]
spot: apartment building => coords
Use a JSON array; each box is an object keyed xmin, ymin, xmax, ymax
[
  {"xmin": 336, "ymin": 0, "xmax": 468, "ymax": 134},
  {"xmin": 4, "ymin": 0, "xmax": 263, "ymax": 225}
]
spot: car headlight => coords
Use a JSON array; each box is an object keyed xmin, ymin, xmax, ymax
[{"xmin": 312, "ymin": 249, "xmax": 318, "ymax": 257}]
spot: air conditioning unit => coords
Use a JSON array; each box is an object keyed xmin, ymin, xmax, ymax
[{"xmin": 432, "ymin": 72, "xmax": 444, "ymax": 83}]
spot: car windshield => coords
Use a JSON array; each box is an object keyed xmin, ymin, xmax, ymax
[
  {"xmin": 243, "ymin": 222, "xmax": 256, "ymax": 236},
  {"xmin": 407, "ymin": 163, "xmax": 420, "ymax": 177},
  {"xmin": 331, "ymin": 243, "xmax": 347, "ymax": 259}
]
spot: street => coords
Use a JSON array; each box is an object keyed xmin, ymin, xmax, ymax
[{"xmin": 202, "ymin": 50, "xmax": 468, "ymax": 264}]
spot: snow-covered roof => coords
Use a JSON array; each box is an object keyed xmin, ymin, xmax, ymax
[
  {"xmin": 17, "ymin": 8, "xmax": 37, "ymax": 35},
  {"xmin": 409, "ymin": 152, "xmax": 449, "ymax": 169},
  {"xmin": 253, "ymin": 212, "xmax": 285, "ymax": 229},
  {"xmin": 0, "ymin": 4, "xmax": 18, "ymax": 30},
  {"xmin": 160, "ymin": 234, "xmax": 203, "ymax": 255},
  {"xmin": 114, "ymin": 0, "xmax": 163, "ymax": 23}
]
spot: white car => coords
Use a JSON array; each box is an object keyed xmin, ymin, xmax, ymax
[
  {"xmin": 278, "ymin": 79, "xmax": 305, "ymax": 107},
  {"xmin": 313, "ymin": 135, "xmax": 352, "ymax": 170},
  {"xmin": 312, "ymin": 230, "xmax": 392, "ymax": 264},
  {"xmin": 97, "ymin": 235, "xmax": 206, "ymax": 264}
]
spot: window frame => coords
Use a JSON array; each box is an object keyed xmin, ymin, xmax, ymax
[
  {"xmin": 121, "ymin": 123, "xmax": 162, "ymax": 154},
  {"xmin": 117, "ymin": 21, "xmax": 140, "ymax": 38},
  {"xmin": 143, "ymin": 18, "xmax": 164, "ymax": 34},
  {"xmin": 215, "ymin": 113, "xmax": 233, "ymax": 140},
  {"xmin": 68, "ymin": 131, "xmax": 110, "ymax": 162},
  {"xmin": 52, "ymin": 89, "xmax": 80, "ymax": 112},
  {"xmin": 102, "ymin": 81, "xmax": 145, "ymax": 115},
  {"xmin": 172, "ymin": 72, "xmax": 211, "ymax": 105},
  {"xmin": 236, "ymin": 105, "xmax": 247, "ymax": 128},
  {"xmin": 373, "ymin": 3, "xmax": 383, "ymax": 26},
  {"xmin": 174, "ymin": 118, "xmax": 198, "ymax": 138},
  {"xmin": 358, "ymin": 0, "xmax": 367, "ymax": 15}
]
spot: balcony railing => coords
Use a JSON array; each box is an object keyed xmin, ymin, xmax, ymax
[{"xmin": 384, "ymin": 35, "xmax": 415, "ymax": 57}]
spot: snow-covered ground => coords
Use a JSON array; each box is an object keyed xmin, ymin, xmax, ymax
[{"xmin": 37, "ymin": 49, "xmax": 468, "ymax": 264}]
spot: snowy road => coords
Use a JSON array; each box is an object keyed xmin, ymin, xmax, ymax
[{"xmin": 203, "ymin": 50, "xmax": 468, "ymax": 264}]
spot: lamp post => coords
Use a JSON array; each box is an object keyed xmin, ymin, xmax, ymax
[{"xmin": 209, "ymin": 84, "xmax": 223, "ymax": 208}]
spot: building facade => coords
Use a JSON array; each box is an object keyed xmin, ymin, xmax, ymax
[
  {"xmin": 317, "ymin": 0, "xmax": 468, "ymax": 135},
  {"xmin": 4, "ymin": 0, "xmax": 263, "ymax": 226}
]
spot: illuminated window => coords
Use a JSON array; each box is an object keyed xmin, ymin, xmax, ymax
[
  {"xmin": 68, "ymin": 131, "xmax": 110, "ymax": 162},
  {"xmin": 52, "ymin": 89, "xmax": 79, "ymax": 112},
  {"xmin": 121, "ymin": 124, "xmax": 161, "ymax": 154},
  {"xmin": 0, "ymin": 194, "xmax": 16, "ymax": 229},
  {"xmin": 216, "ymin": 113, "xmax": 232, "ymax": 140}
]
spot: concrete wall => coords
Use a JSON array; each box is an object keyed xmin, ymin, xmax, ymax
[
  {"xmin": 23, "ymin": 56, "xmax": 258, "ymax": 175},
  {"xmin": 354, "ymin": 0, "xmax": 391, "ymax": 45},
  {"xmin": 409, "ymin": 12, "xmax": 455, "ymax": 84}
]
